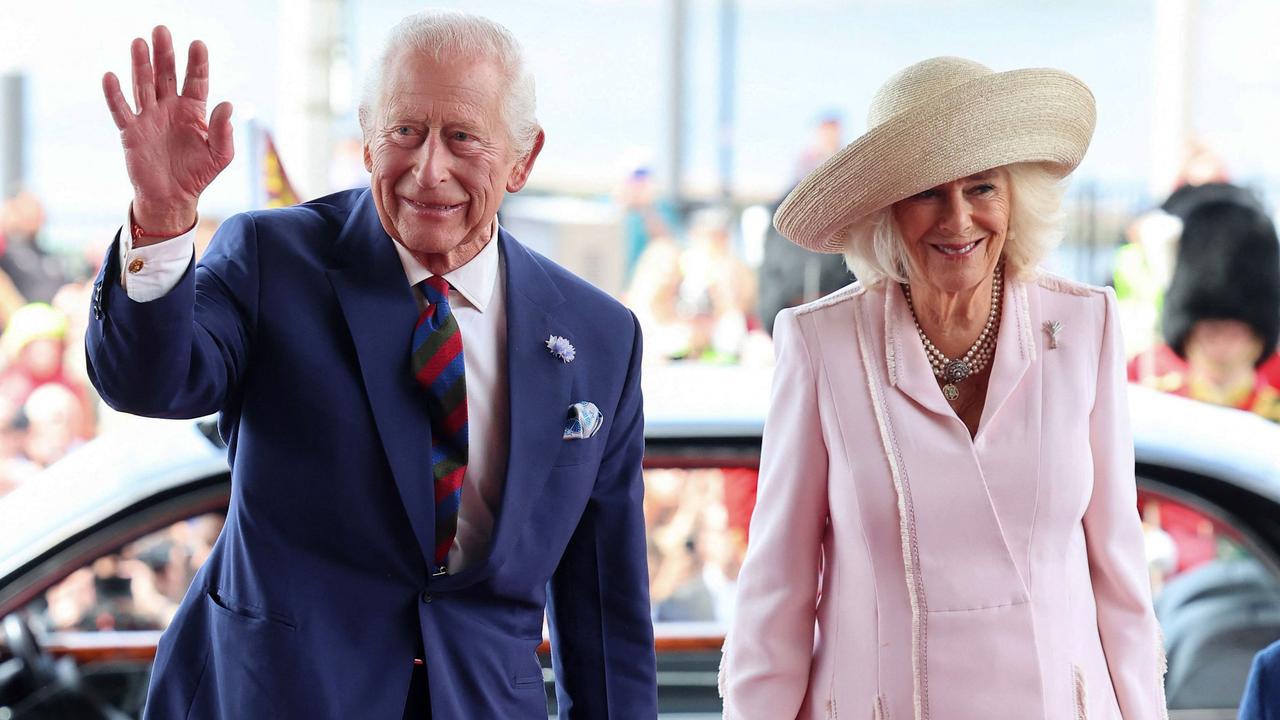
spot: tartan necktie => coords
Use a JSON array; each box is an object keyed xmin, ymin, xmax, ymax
[{"xmin": 410, "ymin": 275, "xmax": 468, "ymax": 574}]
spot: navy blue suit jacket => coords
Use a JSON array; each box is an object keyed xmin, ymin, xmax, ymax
[
  {"xmin": 86, "ymin": 189, "xmax": 657, "ymax": 719},
  {"xmin": 1241, "ymin": 640, "xmax": 1280, "ymax": 720}
]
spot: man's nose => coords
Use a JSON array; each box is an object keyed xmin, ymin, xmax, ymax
[{"xmin": 411, "ymin": 135, "xmax": 450, "ymax": 187}]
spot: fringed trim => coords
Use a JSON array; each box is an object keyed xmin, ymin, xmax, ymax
[
  {"xmin": 1073, "ymin": 665, "xmax": 1088, "ymax": 720},
  {"xmin": 1156, "ymin": 624, "xmax": 1170, "ymax": 719},
  {"xmin": 856, "ymin": 303, "xmax": 928, "ymax": 720},
  {"xmin": 1013, "ymin": 280, "xmax": 1036, "ymax": 366},
  {"xmin": 717, "ymin": 636, "xmax": 729, "ymax": 700},
  {"xmin": 794, "ymin": 281, "xmax": 865, "ymax": 316}
]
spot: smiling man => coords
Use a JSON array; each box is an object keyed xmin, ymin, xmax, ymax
[{"xmin": 89, "ymin": 11, "xmax": 656, "ymax": 719}]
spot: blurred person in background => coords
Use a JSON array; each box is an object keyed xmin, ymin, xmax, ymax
[
  {"xmin": 677, "ymin": 207, "xmax": 759, "ymax": 363},
  {"xmin": 91, "ymin": 12, "xmax": 654, "ymax": 718},
  {"xmin": 0, "ymin": 303, "xmax": 89, "ymax": 428},
  {"xmin": 757, "ymin": 184, "xmax": 854, "ymax": 335},
  {"xmin": 623, "ymin": 225, "xmax": 692, "ymax": 363},
  {"xmin": 617, "ymin": 164, "xmax": 679, "ymax": 278},
  {"xmin": 793, "ymin": 111, "xmax": 844, "ymax": 181},
  {"xmin": 1128, "ymin": 196, "xmax": 1280, "ymax": 422},
  {"xmin": 0, "ymin": 191, "xmax": 68, "ymax": 303},
  {"xmin": 0, "ymin": 396, "xmax": 38, "ymax": 494},
  {"xmin": 1113, "ymin": 208, "xmax": 1180, "ymax": 357},
  {"xmin": 721, "ymin": 57, "xmax": 1166, "ymax": 718},
  {"xmin": 21, "ymin": 381, "xmax": 87, "ymax": 468}
]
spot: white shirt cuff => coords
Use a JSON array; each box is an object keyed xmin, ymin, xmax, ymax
[{"xmin": 118, "ymin": 208, "xmax": 197, "ymax": 303}]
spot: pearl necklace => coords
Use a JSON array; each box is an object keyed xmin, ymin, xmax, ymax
[{"xmin": 902, "ymin": 265, "xmax": 1003, "ymax": 402}]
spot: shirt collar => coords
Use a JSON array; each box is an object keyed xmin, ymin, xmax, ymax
[{"xmin": 393, "ymin": 220, "xmax": 500, "ymax": 312}]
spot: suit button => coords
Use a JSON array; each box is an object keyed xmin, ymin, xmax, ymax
[
  {"xmin": 127, "ymin": 258, "xmax": 145, "ymax": 273},
  {"xmin": 421, "ymin": 591, "xmax": 432, "ymax": 604}
]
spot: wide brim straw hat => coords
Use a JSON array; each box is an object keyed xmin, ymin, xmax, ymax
[{"xmin": 775, "ymin": 56, "xmax": 1097, "ymax": 253}]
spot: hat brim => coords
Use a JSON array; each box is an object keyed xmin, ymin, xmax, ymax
[{"xmin": 775, "ymin": 68, "xmax": 1097, "ymax": 254}]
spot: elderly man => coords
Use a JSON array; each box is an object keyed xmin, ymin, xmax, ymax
[{"xmin": 91, "ymin": 11, "xmax": 656, "ymax": 720}]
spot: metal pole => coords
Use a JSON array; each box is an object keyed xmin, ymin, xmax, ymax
[
  {"xmin": 0, "ymin": 72, "xmax": 26, "ymax": 199},
  {"xmin": 666, "ymin": 0, "xmax": 687, "ymax": 209},
  {"xmin": 1149, "ymin": 0, "xmax": 1196, "ymax": 197},
  {"xmin": 717, "ymin": 0, "xmax": 737, "ymax": 203}
]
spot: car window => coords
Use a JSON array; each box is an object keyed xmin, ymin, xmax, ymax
[
  {"xmin": 1139, "ymin": 486, "xmax": 1280, "ymax": 711},
  {"xmin": 645, "ymin": 467, "xmax": 754, "ymax": 625},
  {"xmin": 27, "ymin": 512, "xmax": 225, "ymax": 634}
]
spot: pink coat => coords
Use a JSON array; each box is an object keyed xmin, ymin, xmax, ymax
[{"xmin": 720, "ymin": 274, "xmax": 1167, "ymax": 719}]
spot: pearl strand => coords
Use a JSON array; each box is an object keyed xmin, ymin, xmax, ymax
[{"xmin": 902, "ymin": 264, "xmax": 1004, "ymax": 390}]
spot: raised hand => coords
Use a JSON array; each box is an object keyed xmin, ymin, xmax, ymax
[{"xmin": 102, "ymin": 26, "xmax": 233, "ymax": 243}]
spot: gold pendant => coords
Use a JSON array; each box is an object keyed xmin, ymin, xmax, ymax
[{"xmin": 943, "ymin": 383, "xmax": 959, "ymax": 401}]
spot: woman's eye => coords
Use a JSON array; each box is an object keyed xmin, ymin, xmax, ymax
[
  {"xmin": 971, "ymin": 183, "xmax": 996, "ymax": 195},
  {"xmin": 912, "ymin": 189, "xmax": 938, "ymax": 200}
]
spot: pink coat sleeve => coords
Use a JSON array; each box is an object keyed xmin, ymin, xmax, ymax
[
  {"xmin": 1083, "ymin": 287, "xmax": 1169, "ymax": 718},
  {"xmin": 720, "ymin": 308, "xmax": 830, "ymax": 719}
]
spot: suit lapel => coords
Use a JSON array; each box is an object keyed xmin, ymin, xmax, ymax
[
  {"xmin": 885, "ymin": 276, "xmax": 1035, "ymax": 436},
  {"xmin": 325, "ymin": 191, "xmax": 437, "ymax": 568},
  {"xmin": 432, "ymin": 230, "xmax": 571, "ymax": 591},
  {"xmin": 884, "ymin": 282, "xmax": 956, "ymax": 419},
  {"xmin": 976, "ymin": 277, "xmax": 1035, "ymax": 441}
]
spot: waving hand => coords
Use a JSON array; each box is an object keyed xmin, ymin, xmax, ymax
[{"xmin": 102, "ymin": 26, "xmax": 233, "ymax": 244}]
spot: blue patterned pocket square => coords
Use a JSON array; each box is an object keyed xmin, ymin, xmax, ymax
[{"xmin": 564, "ymin": 401, "xmax": 604, "ymax": 440}]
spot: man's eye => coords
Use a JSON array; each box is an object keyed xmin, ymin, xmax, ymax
[
  {"xmin": 451, "ymin": 131, "xmax": 472, "ymax": 142},
  {"xmin": 392, "ymin": 126, "xmax": 414, "ymax": 136}
]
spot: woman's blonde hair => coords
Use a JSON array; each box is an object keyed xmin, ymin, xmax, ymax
[{"xmin": 840, "ymin": 162, "xmax": 1068, "ymax": 286}]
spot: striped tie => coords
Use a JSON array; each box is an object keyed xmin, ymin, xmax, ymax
[{"xmin": 410, "ymin": 276, "xmax": 468, "ymax": 574}]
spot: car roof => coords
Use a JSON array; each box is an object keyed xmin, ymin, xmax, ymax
[
  {"xmin": 0, "ymin": 416, "xmax": 228, "ymax": 579},
  {"xmin": 1, "ymin": 366, "xmax": 1277, "ymax": 582},
  {"xmin": 1128, "ymin": 383, "xmax": 1280, "ymax": 497}
]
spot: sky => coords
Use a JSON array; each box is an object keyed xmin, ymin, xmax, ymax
[{"xmin": 2, "ymin": 0, "xmax": 1279, "ymax": 251}]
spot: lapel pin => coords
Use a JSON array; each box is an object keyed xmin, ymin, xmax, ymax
[
  {"xmin": 546, "ymin": 335, "xmax": 576, "ymax": 363},
  {"xmin": 1044, "ymin": 320, "xmax": 1063, "ymax": 349}
]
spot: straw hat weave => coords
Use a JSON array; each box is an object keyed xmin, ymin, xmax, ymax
[{"xmin": 775, "ymin": 56, "xmax": 1097, "ymax": 253}]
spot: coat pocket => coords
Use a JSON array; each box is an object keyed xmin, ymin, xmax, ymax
[
  {"xmin": 873, "ymin": 694, "xmax": 889, "ymax": 720},
  {"xmin": 206, "ymin": 589, "xmax": 297, "ymax": 630},
  {"xmin": 508, "ymin": 645, "xmax": 545, "ymax": 690}
]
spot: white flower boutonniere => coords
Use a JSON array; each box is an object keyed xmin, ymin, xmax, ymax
[{"xmin": 546, "ymin": 335, "xmax": 576, "ymax": 363}]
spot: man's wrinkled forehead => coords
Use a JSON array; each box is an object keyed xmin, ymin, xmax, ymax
[{"xmin": 377, "ymin": 48, "xmax": 499, "ymax": 111}]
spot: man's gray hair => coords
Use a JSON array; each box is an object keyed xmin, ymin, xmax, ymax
[
  {"xmin": 358, "ymin": 11, "xmax": 540, "ymax": 158},
  {"xmin": 841, "ymin": 162, "xmax": 1068, "ymax": 286}
]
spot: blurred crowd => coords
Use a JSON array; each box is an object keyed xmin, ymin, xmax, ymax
[
  {"xmin": 0, "ymin": 191, "xmax": 102, "ymax": 496},
  {"xmin": 38, "ymin": 512, "xmax": 225, "ymax": 633},
  {"xmin": 644, "ymin": 468, "xmax": 754, "ymax": 624},
  {"xmin": 1113, "ymin": 143, "xmax": 1280, "ymax": 599},
  {"xmin": 1116, "ymin": 143, "xmax": 1280, "ymax": 422}
]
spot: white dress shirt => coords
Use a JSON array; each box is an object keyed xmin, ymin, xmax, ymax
[{"xmin": 119, "ymin": 216, "xmax": 510, "ymax": 573}]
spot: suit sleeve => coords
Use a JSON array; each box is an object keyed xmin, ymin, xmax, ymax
[
  {"xmin": 1083, "ymin": 287, "xmax": 1168, "ymax": 718},
  {"xmin": 1238, "ymin": 642, "xmax": 1280, "ymax": 720},
  {"xmin": 546, "ymin": 311, "xmax": 657, "ymax": 718},
  {"xmin": 86, "ymin": 213, "xmax": 260, "ymax": 419},
  {"xmin": 720, "ymin": 308, "xmax": 829, "ymax": 719}
]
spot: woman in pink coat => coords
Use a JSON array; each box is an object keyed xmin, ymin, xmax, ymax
[{"xmin": 719, "ymin": 57, "xmax": 1167, "ymax": 719}]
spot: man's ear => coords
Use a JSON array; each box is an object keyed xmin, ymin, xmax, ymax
[
  {"xmin": 506, "ymin": 129, "xmax": 546, "ymax": 193},
  {"xmin": 359, "ymin": 107, "xmax": 374, "ymax": 172}
]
